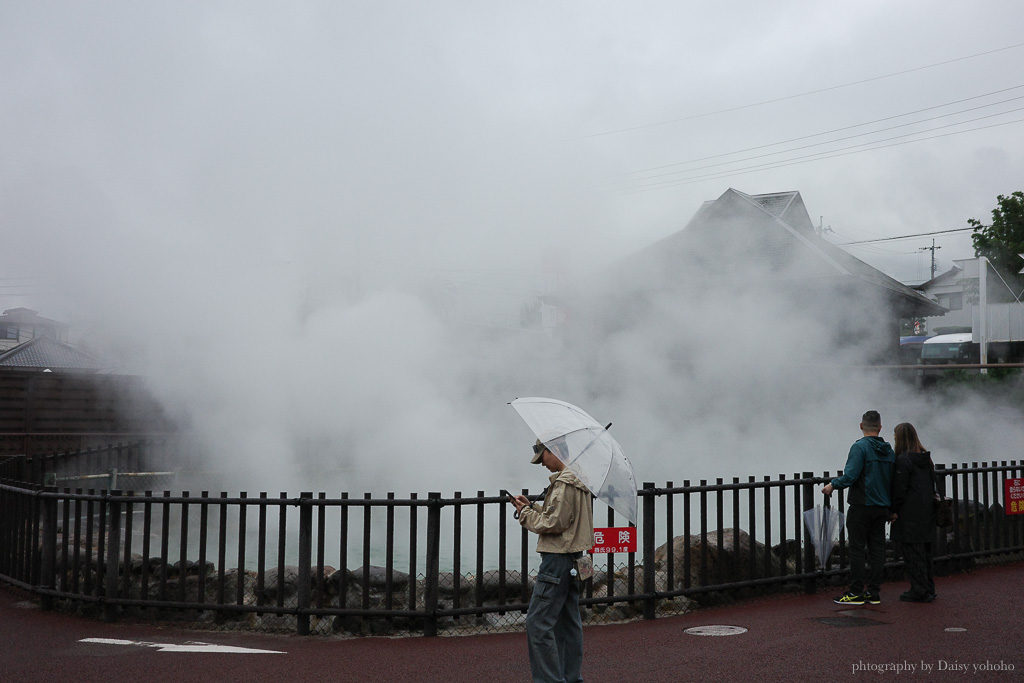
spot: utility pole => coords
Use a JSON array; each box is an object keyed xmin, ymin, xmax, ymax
[
  {"xmin": 979, "ymin": 256, "xmax": 989, "ymax": 372},
  {"xmin": 816, "ymin": 216, "xmax": 832, "ymax": 236},
  {"xmin": 919, "ymin": 239, "xmax": 941, "ymax": 280}
]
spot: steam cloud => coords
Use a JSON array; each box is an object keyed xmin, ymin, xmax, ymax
[{"xmin": 2, "ymin": 3, "xmax": 1022, "ymax": 500}]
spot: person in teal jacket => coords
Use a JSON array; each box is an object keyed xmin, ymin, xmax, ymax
[{"xmin": 822, "ymin": 410, "xmax": 896, "ymax": 605}]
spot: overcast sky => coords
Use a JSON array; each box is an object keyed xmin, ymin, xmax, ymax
[
  {"xmin": 2, "ymin": 1, "xmax": 1023, "ymax": 494},
  {"xmin": 3, "ymin": 0, "xmax": 1024, "ymax": 316}
]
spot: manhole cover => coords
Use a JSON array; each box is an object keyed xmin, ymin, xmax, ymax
[
  {"xmin": 817, "ymin": 616, "xmax": 884, "ymax": 628},
  {"xmin": 945, "ymin": 627, "xmax": 967, "ymax": 632},
  {"xmin": 684, "ymin": 625, "xmax": 747, "ymax": 636}
]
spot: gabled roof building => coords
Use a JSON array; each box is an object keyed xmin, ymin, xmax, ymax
[
  {"xmin": 0, "ymin": 308, "xmax": 70, "ymax": 352},
  {"xmin": 914, "ymin": 257, "xmax": 1024, "ymax": 342},
  {"xmin": 0, "ymin": 336, "xmax": 105, "ymax": 373},
  {"xmin": 603, "ymin": 188, "xmax": 946, "ymax": 363}
]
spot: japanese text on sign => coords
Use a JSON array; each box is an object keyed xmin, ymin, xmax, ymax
[
  {"xmin": 590, "ymin": 527, "xmax": 636, "ymax": 554},
  {"xmin": 1006, "ymin": 478, "xmax": 1024, "ymax": 515}
]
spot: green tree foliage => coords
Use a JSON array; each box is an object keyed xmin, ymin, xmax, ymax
[{"xmin": 970, "ymin": 191, "xmax": 1024, "ymax": 293}]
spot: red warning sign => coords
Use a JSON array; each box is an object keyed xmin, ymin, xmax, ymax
[
  {"xmin": 591, "ymin": 527, "xmax": 636, "ymax": 554},
  {"xmin": 1006, "ymin": 478, "xmax": 1024, "ymax": 515}
]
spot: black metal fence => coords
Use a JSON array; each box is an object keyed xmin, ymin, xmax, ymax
[
  {"xmin": 0, "ymin": 442, "xmax": 150, "ymax": 485},
  {"xmin": 1, "ymin": 443, "xmax": 1021, "ymax": 637}
]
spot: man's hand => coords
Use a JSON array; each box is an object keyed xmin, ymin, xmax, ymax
[
  {"xmin": 510, "ymin": 494, "xmax": 530, "ymax": 513},
  {"xmin": 822, "ymin": 483, "xmax": 834, "ymax": 496}
]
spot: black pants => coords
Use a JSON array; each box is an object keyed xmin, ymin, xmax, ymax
[
  {"xmin": 901, "ymin": 542, "xmax": 935, "ymax": 598},
  {"xmin": 846, "ymin": 505, "xmax": 889, "ymax": 595}
]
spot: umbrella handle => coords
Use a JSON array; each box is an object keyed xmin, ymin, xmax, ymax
[
  {"xmin": 512, "ymin": 500, "xmax": 537, "ymax": 520},
  {"xmin": 502, "ymin": 490, "xmax": 523, "ymax": 520},
  {"xmin": 504, "ymin": 490, "xmax": 534, "ymax": 520}
]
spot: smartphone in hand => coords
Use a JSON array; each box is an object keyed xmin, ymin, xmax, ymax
[{"xmin": 503, "ymin": 489, "xmax": 528, "ymax": 519}]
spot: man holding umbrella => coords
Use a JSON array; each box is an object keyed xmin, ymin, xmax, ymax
[
  {"xmin": 508, "ymin": 397, "xmax": 636, "ymax": 683},
  {"xmin": 510, "ymin": 437, "xmax": 594, "ymax": 683}
]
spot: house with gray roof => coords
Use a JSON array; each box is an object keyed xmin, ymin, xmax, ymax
[
  {"xmin": 0, "ymin": 308, "xmax": 70, "ymax": 352},
  {"xmin": 605, "ymin": 188, "xmax": 946, "ymax": 363},
  {"xmin": 914, "ymin": 257, "xmax": 1024, "ymax": 344},
  {"xmin": 0, "ymin": 336, "xmax": 105, "ymax": 373},
  {"xmin": 912, "ymin": 265, "xmax": 969, "ymax": 332}
]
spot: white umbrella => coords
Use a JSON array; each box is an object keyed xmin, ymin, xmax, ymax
[
  {"xmin": 510, "ymin": 397, "xmax": 637, "ymax": 524},
  {"xmin": 803, "ymin": 504, "xmax": 845, "ymax": 569}
]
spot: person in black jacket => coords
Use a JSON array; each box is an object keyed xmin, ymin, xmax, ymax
[{"xmin": 889, "ymin": 422, "xmax": 937, "ymax": 603}]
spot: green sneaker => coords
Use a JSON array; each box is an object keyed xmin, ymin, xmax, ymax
[
  {"xmin": 865, "ymin": 593, "xmax": 881, "ymax": 604},
  {"xmin": 834, "ymin": 591, "xmax": 865, "ymax": 605}
]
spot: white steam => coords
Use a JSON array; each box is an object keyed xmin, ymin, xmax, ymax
[{"xmin": 2, "ymin": 2, "xmax": 1023, "ymax": 499}]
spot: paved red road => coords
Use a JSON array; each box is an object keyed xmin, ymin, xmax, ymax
[{"xmin": 2, "ymin": 562, "xmax": 1022, "ymax": 682}]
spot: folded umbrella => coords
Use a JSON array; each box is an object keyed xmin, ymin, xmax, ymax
[{"xmin": 803, "ymin": 504, "xmax": 844, "ymax": 570}]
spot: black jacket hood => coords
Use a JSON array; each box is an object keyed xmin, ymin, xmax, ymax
[{"xmin": 906, "ymin": 451, "xmax": 933, "ymax": 468}]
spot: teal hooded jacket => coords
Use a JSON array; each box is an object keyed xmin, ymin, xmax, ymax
[{"xmin": 830, "ymin": 435, "xmax": 896, "ymax": 507}]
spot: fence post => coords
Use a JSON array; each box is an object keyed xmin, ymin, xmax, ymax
[
  {"xmin": 934, "ymin": 464, "xmax": 949, "ymax": 559},
  {"xmin": 297, "ymin": 492, "xmax": 313, "ymax": 636},
  {"xmin": 423, "ymin": 492, "xmax": 442, "ymax": 637},
  {"xmin": 104, "ymin": 490, "xmax": 122, "ymax": 622},
  {"xmin": 642, "ymin": 483, "xmax": 657, "ymax": 620},
  {"xmin": 801, "ymin": 473, "xmax": 816, "ymax": 594},
  {"xmin": 39, "ymin": 487, "xmax": 57, "ymax": 611}
]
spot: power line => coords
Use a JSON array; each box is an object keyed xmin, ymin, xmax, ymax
[
  {"xmin": 830, "ymin": 229, "xmax": 919, "ymax": 254},
  {"xmin": 624, "ymin": 85, "xmax": 1024, "ymax": 177},
  {"xmin": 576, "ymin": 42, "xmax": 1024, "ymax": 140},
  {"xmin": 626, "ymin": 100, "xmax": 1024, "ymax": 183},
  {"xmin": 611, "ymin": 115, "xmax": 1024, "ymax": 195},
  {"xmin": 844, "ymin": 243, "xmax": 919, "ymax": 256},
  {"xmin": 616, "ymin": 104, "xmax": 1024, "ymax": 190},
  {"xmin": 837, "ymin": 228, "xmax": 976, "ymax": 245}
]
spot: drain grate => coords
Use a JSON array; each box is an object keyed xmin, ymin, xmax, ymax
[{"xmin": 817, "ymin": 616, "xmax": 885, "ymax": 628}]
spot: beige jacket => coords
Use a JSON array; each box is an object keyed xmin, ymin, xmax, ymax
[{"xmin": 518, "ymin": 469, "xmax": 594, "ymax": 554}]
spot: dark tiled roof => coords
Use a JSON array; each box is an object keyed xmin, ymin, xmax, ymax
[
  {"xmin": 0, "ymin": 337, "xmax": 104, "ymax": 371},
  {"xmin": 751, "ymin": 191, "xmax": 797, "ymax": 218},
  {"xmin": 617, "ymin": 188, "xmax": 946, "ymax": 316}
]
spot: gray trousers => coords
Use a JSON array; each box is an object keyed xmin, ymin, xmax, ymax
[{"xmin": 526, "ymin": 552, "xmax": 584, "ymax": 683}]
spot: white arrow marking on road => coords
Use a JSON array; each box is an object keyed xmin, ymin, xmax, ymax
[{"xmin": 80, "ymin": 638, "xmax": 284, "ymax": 654}]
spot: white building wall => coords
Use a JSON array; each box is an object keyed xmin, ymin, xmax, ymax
[
  {"xmin": 916, "ymin": 257, "xmax": 1024, "ymax": 338},
  {"xmin": 974, "ymin": 302, "xmax": 1024, "ymax": 341}
]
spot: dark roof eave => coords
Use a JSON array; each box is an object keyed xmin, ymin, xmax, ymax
[{"xmin": 888, "ymin": 293, "xmax": 947, "ymax": 317}]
